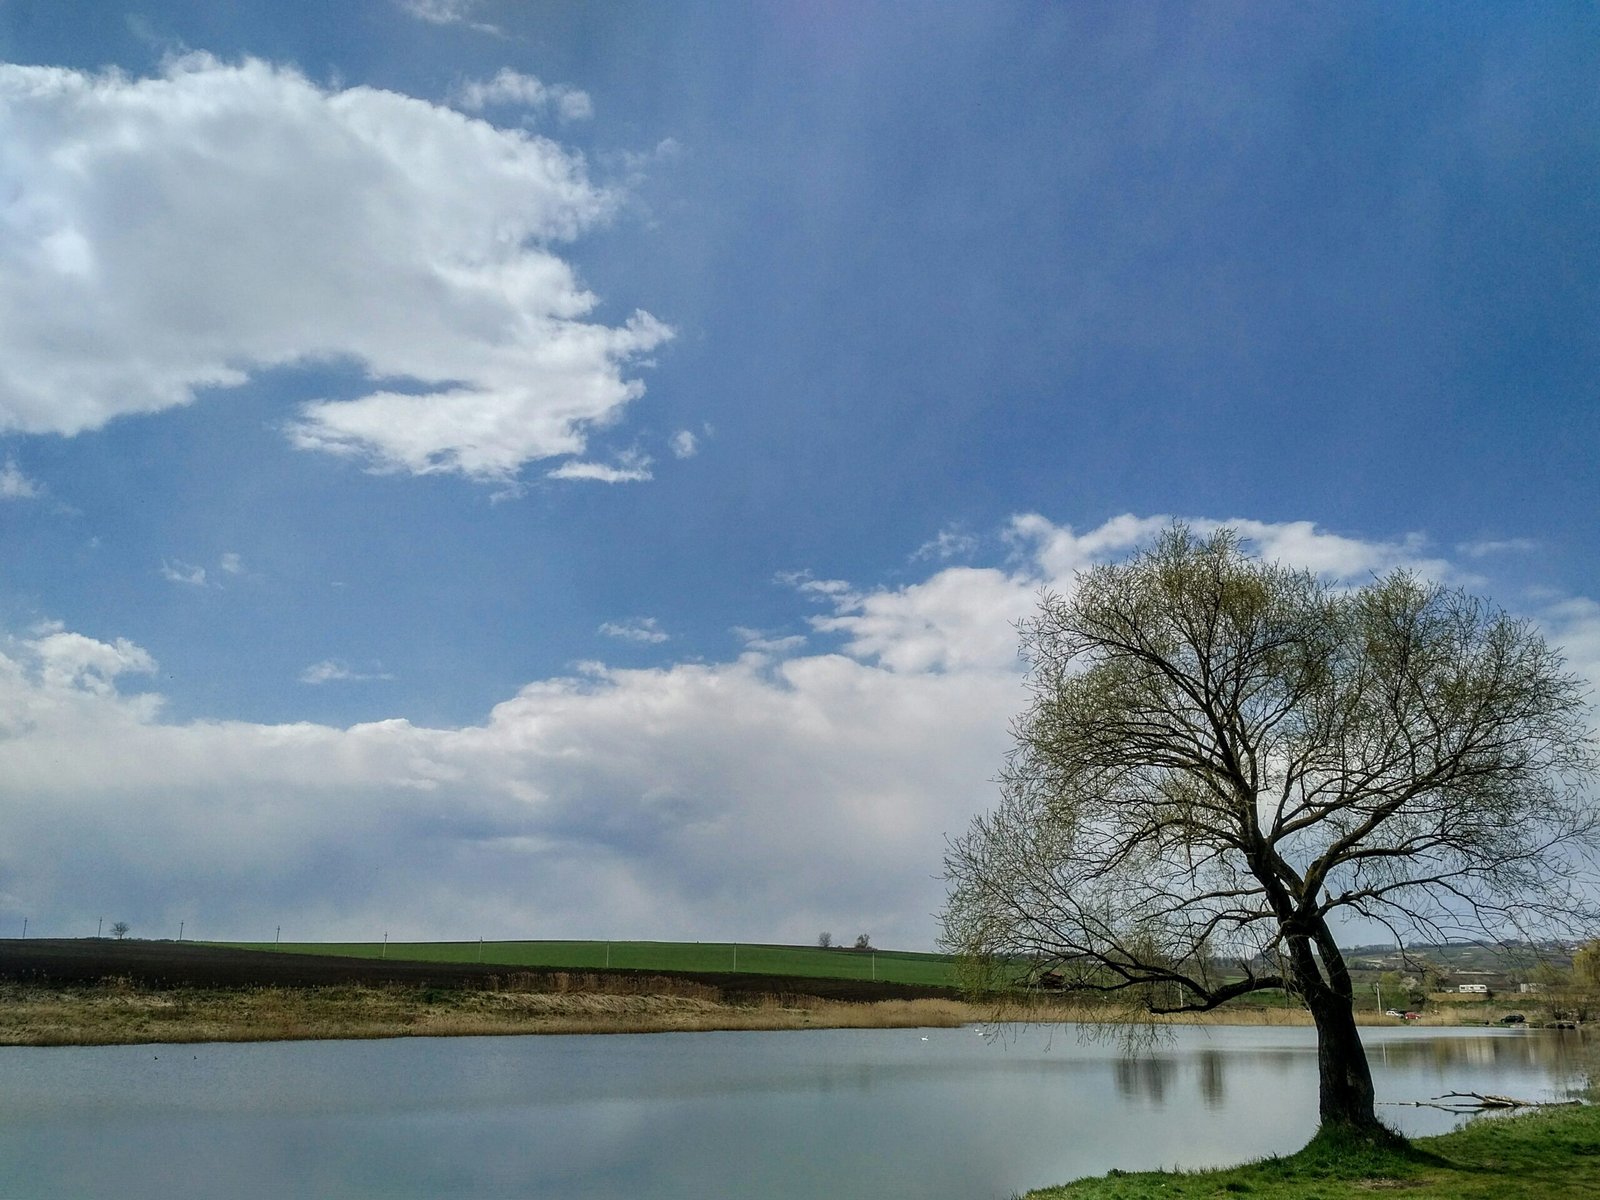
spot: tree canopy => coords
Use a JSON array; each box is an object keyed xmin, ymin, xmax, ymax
[{"xmin": 943, "ymin": 526, "xmax": 1597, "ymax": 1131}]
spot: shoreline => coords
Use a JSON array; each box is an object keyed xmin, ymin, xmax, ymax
[{"xmin": 0, "ymin": 980, "xmax": 1536, "ymax": 1048}]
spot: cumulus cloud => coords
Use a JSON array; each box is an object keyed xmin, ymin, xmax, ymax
[
  {"xmin": 598, "ymin": 617, "xmax": 669, "ymax": 644},
  {"xmin": 451, "ymin": 69, "xmax": 592, "ymax": 120},
  {"xmin": 1006, "ymin": 513, "xmax": 1456, "ymax": 584},
  {"xmin": 0, "ymin": 55, "xmax": 670, "ymax": 483},
  {"xmin": 805, "ymin": 567, "xmax": 1031, "ymax": 674},
  {"xmin": 220, "ymin": 552, "xmax": 244, "ymax": 576},
  {"xmin": 3, "ymin": 513, "xmax": 1591, "ymax": 949},
  {"xmin": 0, "ymin": 458, "xmax": 39, "ymax": 498},
  {"xmin": 668, "ymin": 429, "xmax": 699, "ymax": 459}
]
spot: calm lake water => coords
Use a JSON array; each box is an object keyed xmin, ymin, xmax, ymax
[{"xmin": 0, "ymin": 1024, "xmax": 1589, "ymax": 1199}]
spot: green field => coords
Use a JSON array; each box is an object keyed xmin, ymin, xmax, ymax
[{"xmin": 219, "ymin": 939, "xmax": 965, "ymax": 988}]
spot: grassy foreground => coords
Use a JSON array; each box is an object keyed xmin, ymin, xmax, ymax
[{"xmin": 1026, "ymin": 1104, "xmax": 1600, "ymax": 1199}]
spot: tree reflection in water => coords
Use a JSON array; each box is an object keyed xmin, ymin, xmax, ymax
[{"xmin": 1108, "ymin": 1030, "xmax": 1593, "ymax": 1108}]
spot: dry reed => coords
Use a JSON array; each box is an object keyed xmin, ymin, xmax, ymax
[{"xmin": 0, "ymin": 978, "xmax": 1509, "ymax": 1048}]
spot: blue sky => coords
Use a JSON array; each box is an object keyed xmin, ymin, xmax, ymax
[{"xmin": 0, "ymin": 1, "xmax": 1595, "ymax": 949}]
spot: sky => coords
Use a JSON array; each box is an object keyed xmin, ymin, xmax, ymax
[{"xmin": 0, "ymin": 1, "xmax": 1595, "ymax": 950}]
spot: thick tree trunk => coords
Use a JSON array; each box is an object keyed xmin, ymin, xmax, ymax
[
  {"xmin": 1305, "ymin": 986, "xmax": 1380, "ymax": 1131},
  {"xmin": 1282, "ymin": 929, "xmax": 1384, "ymax": 1134}
]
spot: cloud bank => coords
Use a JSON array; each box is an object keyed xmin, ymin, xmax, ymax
[
  {"xmin": 0, "ymin": 54, "xmax": 668, "ymax": 482},
  {"xmin": 1, "ymin": 515, "xmax": 1591, "ymax": 947}
]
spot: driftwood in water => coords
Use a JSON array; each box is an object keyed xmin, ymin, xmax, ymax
[{"xmin": 1383, "ymin": 1090, "xmax": 1582, "ymax": 1114}]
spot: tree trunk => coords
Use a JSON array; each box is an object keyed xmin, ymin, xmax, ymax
[
  {"xmin": 1284, "ymin": 929, "xmax": 1383, "ymax": 1134},
  {"xmin": 1305, "ymin": 987, "xmax": 1380, "ymax": 1132}
]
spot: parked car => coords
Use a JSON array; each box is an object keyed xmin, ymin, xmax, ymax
[
  {"xmin": 1497, "ymin": 1013, "xmax": 1526, "ymax": 1025},
  {"xmin": 1402, "ymin": 1011, "xmax": 1421, "ymax": 1020},
  {"xmin": 1384, "ymin": 1008, "xmax": 1405, "ymax": 1018}
]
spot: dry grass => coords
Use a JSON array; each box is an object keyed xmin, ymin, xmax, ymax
[
  {"xmin": 0, "ymin": 978, "xmax": 979, "ymax": 1046},
  {"xmin": 0, "ymin": 976, "xmax": 1510, "ymax": 1047}
]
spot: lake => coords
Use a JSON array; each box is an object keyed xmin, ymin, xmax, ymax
[{"xmin": 0, "ymin": 1024, "xmax": 1589, "ymax": 1199}]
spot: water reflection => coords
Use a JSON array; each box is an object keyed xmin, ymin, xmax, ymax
[
  {"xmin": 1113, "ymin": 1055, "xmax": 1177, "ymax": 1102},
  {"xmin": 0, "ymin": 1025, "xmax": 1588, "ymax": 1200},
  {"xmin": 1198, "ymin": 1049, "xmax": 1225, "ymax": 1107},
  {"xmin": 1106, "ymin": 1026, "xmax": 1593, "ymax": 1110}
]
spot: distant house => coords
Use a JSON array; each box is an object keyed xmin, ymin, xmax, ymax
[{"xmin": 1456, "ymin": 983, "xmax": 1490, "ymax": 995}]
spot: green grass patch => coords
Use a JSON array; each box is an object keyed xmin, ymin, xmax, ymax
[
  {"xmin": 1026, "ymin": 1104, "xmax": 1600, "ymax": 1199},
  {"xmin": 215, "ymin": 939, "xmax": 967, "ymax": 988}
]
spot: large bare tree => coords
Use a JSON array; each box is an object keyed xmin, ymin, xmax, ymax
[{"xmin": 943, "ymin": 526, "xmax": 1597, "ymax": 1134}]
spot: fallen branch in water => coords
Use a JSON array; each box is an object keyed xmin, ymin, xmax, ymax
[{"xmin": 1382, "ymin": 1091, "xmax": 1583, "ymax": 1114}]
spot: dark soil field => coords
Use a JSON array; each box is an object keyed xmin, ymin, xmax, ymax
[{"xmin": 0, "ymin": 939, "xmax": 951, "ymax": 1003}]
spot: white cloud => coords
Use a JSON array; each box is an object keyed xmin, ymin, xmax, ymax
[
  {"xmin": 160, "ymin": 560, "xmax": 207, "ymax": 587},
  {"xmin": 1538, "ymin": 598, "xmax": 1600, "ymax": 704},
  {"xmin": 547, "ymin": 450, "xmax": 654, "ymax": 483},
  {"xmin": 396, "ymin": 0, "xmax": 501, "ymax": 35},
  {"xmin": 912, "ymin": 526, "xmax": 978, "ymax": 562},
  {"xmin": 1007, "ymin": 512, "xmax": 1456, "ymax": 585},
  {"xmin": 2, "ymin": 513, "xmax": 1590, "ymax": 949},
  {"xmin": 1219, "ymin": 519, "xmax": 1454, "ymax": 581},
  {"xmin": 733, "ymin": 627, "xmax": 807, "ymax": 655},
  {"xmin": 0, "ymin": 618, "xmax": 1016, "ymax": 946},
  {"xmin": 451, "ymin": 70, "xmax": 592, "ymax": 121},
  {"xmin": 0, "ymin": 458, "xmax": 39, "ymax": 499},
  {"xmin": 27, "ymin": 630, "xmax": 157, "ymax": 698},
  {"xmin": 807, "ymin": 567, "xmax": 1031, "ymax": 674},
  {"xmin": 668, "ymin": 429, "xmax": 699, "ymax": 459},
  {"xmin": 0, "ymin": 55, "xmax": 670, "ymax": 483},
  {"xmin": 598, "ymin": 617, "xmax": 669, "ymax": 644},
  {"xmin": 300, "ymin": 660, "xmax": 395, "ymax": 685},
  {"xmin": 220, "ymin": 552, "xmax": 244, "ymax": 575}
]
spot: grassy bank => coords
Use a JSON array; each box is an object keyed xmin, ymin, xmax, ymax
[
  {"xmin": 0, "ymin": 978, "xmax": 1525, "ymax": 1047},
  {"xmin": 1026, "ymin": 1104, "xmax": 1600, "ymax": 1199},
  {"xmin": 0, "ymin": 976, "xmax": 987, "ymax": 1046}
]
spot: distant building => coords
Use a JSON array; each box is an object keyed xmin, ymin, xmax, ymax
[{"xmin": 1457, "ymin": 983, "xmax": 1490, "ymax": 994}]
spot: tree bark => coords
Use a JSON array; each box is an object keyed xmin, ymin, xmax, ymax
[
  {"xmin": 1305, "ymin": 987, "xmax": 1380, "ymax": 1131},
  {"xmin": 1282, "ymin": 929, "xmax": 1383, "ymax": 1133}
]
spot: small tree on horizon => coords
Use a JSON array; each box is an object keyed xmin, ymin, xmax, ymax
[
  {"xmin": 817, "ymin": 932, "xmax": 833, "ymax": 949},
  {"xmin": 853, "ymin": 933, "xmax": 871, "ymax": 950},
  {"xmin": 111, "ymin": 921, "xmax": 130, "ymax": 939},
  {"xmin": 943, "ymin": 525, "xmax": 1598, "ymax": 1136}
]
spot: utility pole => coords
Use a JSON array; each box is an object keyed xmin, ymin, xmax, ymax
[
  {"xmin": 98, "ymin": 917, "xmax": 103, "ymax": 938},
  {"xmin": 381, "ymin": 931, "xmax": 387, "ymax": 960},
  {"xmin": 20, "ymin": 918, "xmax": 26, "ymax": 938},
  {"xmin": 178, "ymin": 921, "xmax": 183, "ymax": 941},
  {"xmin": 275, "ymin": 925, "xmax": 281, "ymax": 948}
]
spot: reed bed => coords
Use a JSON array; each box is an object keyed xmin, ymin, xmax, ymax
[
  {"xmin": 0, "ymin": 978, "xmax": 1505, "ymax": 1047},
  {"xmin": 0, "ymin": 980, "xmax": 977, "ymax": 1046}
]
